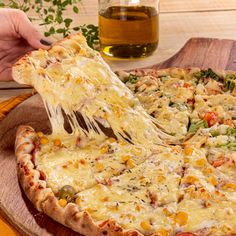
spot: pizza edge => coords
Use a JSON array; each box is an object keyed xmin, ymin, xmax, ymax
[
  {"xmin": 15, "ymin": 125, "xmax": 146, "ymax": 236},
  {"xmin": 12, "ymin": 33, "xmax": 92, "ymax": 86}
]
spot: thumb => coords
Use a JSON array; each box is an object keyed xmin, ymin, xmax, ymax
[{"xmin": 13, "ymin": 10, "xmax": 52, "ymax": 49}]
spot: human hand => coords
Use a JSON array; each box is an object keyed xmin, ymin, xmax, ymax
[{"xmin": 0, "ymin": 8, "xmax": 52, "ymax": 81}]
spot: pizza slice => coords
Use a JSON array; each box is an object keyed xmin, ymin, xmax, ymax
[{"xmin": 71, "ymin": 146, "xmax": 184, "ymax": 235}]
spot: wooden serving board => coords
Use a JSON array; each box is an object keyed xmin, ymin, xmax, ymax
[{"xmin": 1, "ymin": 37, "xmax": 236, "ymax": 236}]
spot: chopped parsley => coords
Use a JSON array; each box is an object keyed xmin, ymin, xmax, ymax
[
  {"xmin": 188, "ymin": 120, "xmax": 208, "ymax": 133},
  {"xmin": 226, "ymin": 127, "xmax": 236, "ymax": 137},
  {"xmin": 125, "ymin": 74, "xmax": 139, "ymax": 84},
  {"xmin": 194, "ymin": 68, "xmax": 221, "ymax": 81},
  {"xmin": 224, "ymin": 74, "xmax": 236, "ymax": 92}
]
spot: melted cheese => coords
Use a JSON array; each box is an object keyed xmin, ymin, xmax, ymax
[
  {"xmin": 76, "ymin": 150, "xmax": 182, "ymax": 234},
  {"xmin": 36, "ymin": 135, "xmax": 152, "ymax": 193},
  {"xmin": 21, "ymin": 35, "xmax": 164, "ymax": 147}
]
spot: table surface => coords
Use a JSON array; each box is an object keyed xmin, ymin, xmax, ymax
[{"xmin": 1, "ymin": 0, "xmax": 236, "ymax": 235}]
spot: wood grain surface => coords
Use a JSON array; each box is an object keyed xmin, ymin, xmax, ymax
[{"xmin": 0, "ymin": 37, "xmax": 236, "ymax": 236}]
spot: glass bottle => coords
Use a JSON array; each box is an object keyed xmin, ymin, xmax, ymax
[{"xmin": 98, "ymin": 0, "xmax": 160, "ymax": 59}]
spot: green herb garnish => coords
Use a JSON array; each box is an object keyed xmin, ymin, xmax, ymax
[
  {"xmin": 126, "ymin": 74, "xmax": 139, "ymax": 84},
  {"xmin": 194, "ymin": 68, "xmax": 220, "ymax": 81},
  {"xmin": 226, "ymin": 127, "xmax": 236, "ymax": 137},
  {"xmin": 217, "ymin": 142, "xmax": 236, "ymax": 151},
  {"xmin": 188, "ymin": 120, "xmax": 208, "ymax": 133},
  {"xmin": 224, "ymin": 74, "xmax": 236, "ymax": 92},
  {"xmin": 0, "ymin": 0, "xmax": 99, "ymax": 49},
  {"xmin": 210, "ymin": 130, "xmax": 220, "ymax": 137}
]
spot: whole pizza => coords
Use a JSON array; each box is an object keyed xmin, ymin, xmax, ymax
[{"xmin": 13, "ymin": 34, "xmax": 236, "ymax": 236}]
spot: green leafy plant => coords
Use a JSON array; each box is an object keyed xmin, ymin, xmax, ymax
[{"xmin": 0, "ymin": 0, "xmax": 99, "ymax": 49}]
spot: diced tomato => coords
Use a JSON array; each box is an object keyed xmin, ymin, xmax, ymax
[
  {"xmin": 212, "ymin": 157, "xmax": 226, "ymax": 168},
  {"xmin": 183, "ymin": 82, "xmax": 191, "ymax": 88},
  {"xmin": 202, "ymin": 112, "xmax": 219, "ymax": 127}
]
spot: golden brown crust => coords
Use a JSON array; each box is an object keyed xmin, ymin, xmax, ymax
[{"xmin": 15, "ymin": 125, "xmax": 144, "ymax": 236}]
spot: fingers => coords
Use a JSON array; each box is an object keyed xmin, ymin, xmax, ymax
[{"xmin": 10, "ymin": 9, "xmax": 52, "ymax": 49}]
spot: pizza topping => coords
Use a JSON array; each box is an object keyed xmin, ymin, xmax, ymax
[
  {"xmin": 37, "ymin": 131, "xmax": 44, "ymax": 138},
  {"xmin": 75, "ymin": 197, "xmax": 81, "ymax": 205},
  {"xmin": 53, "ymin": 138, "xmax": 62, "ymax": 147},
  {"xmin": 58, "ymin": 198, "xmax": 67, "ymax": 207},
  {"xmin": 224, "ymin": 74, "xmax": 236, "ymax": 92},
  {"xmin": 175, "ymin": 211, "xmax": 188, "ymax": 226},
  {"xmin": 188, "ymin": 120, "xmax": 208, "ymax": 133},
  {"xmin": 40, "ymin": 137, "xmax": 49, "ymax": 145},
  {"xmin": 58, "ymin": 185, "xmax": 76, "ymax": 201},
  {"xmin": 140, "ymin": 220, "xmax": 151, "ymax": 231},
  {"xmin": 194, "ymin": 68, "xmax": 221, "ymax": 82},
  {"xmin": 202, "ymin": 112, "xmax": 219, "ymax": 127}
]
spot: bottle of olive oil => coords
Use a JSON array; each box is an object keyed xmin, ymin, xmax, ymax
[{"xmin": 99, "ymin": 6, "xmax": 159, "ymax": 58}]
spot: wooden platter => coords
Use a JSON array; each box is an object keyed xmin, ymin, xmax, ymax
[{"xmin": 1, "ymin": 37, "xmax": 236, "ymax": 236}]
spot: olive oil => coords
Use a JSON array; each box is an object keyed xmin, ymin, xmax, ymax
[{"xmin": 99, "ymin": 6, "xmax": 159, "ymax": 58}]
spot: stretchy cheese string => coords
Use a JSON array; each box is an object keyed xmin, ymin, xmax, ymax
[{"xmin": 27, "ymin": 35, "xmax": 166, "ymax": 146}]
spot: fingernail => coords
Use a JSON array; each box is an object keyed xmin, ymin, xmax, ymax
[{"xmin": 40, "ymin": 39, "xmax": 52, "ymax": 46}]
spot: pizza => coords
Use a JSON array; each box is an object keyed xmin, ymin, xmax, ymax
[{"xmin": 12, "ymin": 33, "xmax": 236, "ymax": 236}]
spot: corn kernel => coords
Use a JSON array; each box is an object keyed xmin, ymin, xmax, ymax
[
  {"xmin": 112, "ymin": 106, "xmax": 121, "ymax": 118},
  {"xmin": 203, "ymin": 168, "xmax": 213, "ymax": 174},
  {"xmin": 100, "ymin": 196, "xmax": 109, "ymax": 202},
  {"xmin": 184, "ymin": 176, "xmax": 198, "ymax": 184},
  {"xmin": 163, "ymin": 208, "xmax": 172, "ymax": 217},
  {"xmin": 126, "ymin": 159, "xmax": 136, "ymax": 168},
  {"xmin": 184, "ymin": 147, "xmax": 193, "ymax": 156},
  {"xmin": 131, "ymin": 147, "xmax": 142, "ymax": 155},
  {"xmin": 156, "ymin": 228, "xmax": 169, "ymax": 236},
  {"xmin": 75, "ymin": 197, "xmax": 81, "ymax": 205},
  {"xmin": 100, "ymin": 145, "xmax": 108, "ymax": 154},
  {"xmin": 195, "ymin": 159, "xmax": 206, "ymax": 167},
  {"xmin": 140, "ymin": 221, "xmax": 151, "ymax": 231},
  {"xmin": 37, "ymin": 131, "xmax": 44, "ymax": 138},
  {"xmin": 119, "ymin": 140, "xmax": 127, "ymax": 146},
  {"xmin": 184, "ymin": 157, "xmax": 190, "ymax": 164},
  {"xmin": 209, "ymin": 176, "xmax": 218, "ymax": 186},
  {"xmin": 108, "ymin": 137, "xmax": 116, "ymax": 143},
  {"xmin": 175, "ymin": 211, "xmax": 188, "ymax": 226},
  {"xmin": 76, "ymin": 77, "xmax": 82, "ymax": 84},
  {"xmin": 223, "ymin": 182, "xmax": 236, "ymax": 191},
  {"xmin": 40, "ymin": 137, "xmax": 49, "ymax": 145},
  {"xmin": 135, "ymin": 204, "xmax": 142, "ymax": 212},
  {"xmin": 74, "ymin": 160, "xmax": 79, "ymax": 168},
  {"xmin": 95, "ymin": 162, "xmax": 105, "ymax": 172},
  {"xmin": 85, "ymin": 208, "xmax": 95, "ymax": 213},
  {"xmin": 53, "ymin": 139, "xmax": 61, "ymax": 147},
  {"xmin": 122, "ymin": 155, "xmax": 132, "ymax": 162},
  {"xmin": 157, "ymin": 175, "xmax": 166, "ymax": 183},
  {"xmin": 58, "ymin": 199, "xmax": 67, "ymax": 207}
]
